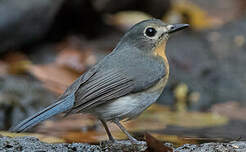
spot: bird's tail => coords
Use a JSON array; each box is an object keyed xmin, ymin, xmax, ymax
[{"xmin": 10, "ymin": 94, "xmax": 75, "ymax": 132}]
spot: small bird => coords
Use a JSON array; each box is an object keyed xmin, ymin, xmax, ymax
[{"xmin": 10, "ymin": 19, "xmax": 188, "ymax": 143}]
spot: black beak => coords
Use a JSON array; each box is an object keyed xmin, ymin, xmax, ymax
[{"xmin": 168, "ymin": 24, "xmax": 189, "ymax": 34}]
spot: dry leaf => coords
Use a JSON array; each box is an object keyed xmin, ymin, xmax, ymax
[
  {"xmin": 27, "ymin": 64, "xmax": 79, "ymax": 94},
  {"xmin": 145, "ymin": 133, "xmax": 173, "ymax": 152}
]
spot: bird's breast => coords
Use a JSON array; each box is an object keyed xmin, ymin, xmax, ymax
[{"xmin": 153, "ymin": 41, "xmax": 169, "ymax": 77}]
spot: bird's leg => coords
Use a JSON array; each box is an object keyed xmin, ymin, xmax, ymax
[
  {"xmin": 99, "ymin": 119, "xmax": 115, "ymax": 142},
  {"xmin": 113, "ymin": 119, "xmax": 138, "ymax": 144}
]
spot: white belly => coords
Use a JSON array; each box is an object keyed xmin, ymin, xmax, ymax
[{"xmin": 92, "ymin": 77, "xmax": 167, "ymax": 121}]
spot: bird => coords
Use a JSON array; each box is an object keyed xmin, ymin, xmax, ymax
[{"xmin": 10, "ymin": 18, "xmax": 189, "ymax": 144}]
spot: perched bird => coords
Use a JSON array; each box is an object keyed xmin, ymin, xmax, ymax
[{"xmin": 10, "ymin": 19, "xmax": 188, "ymax": 143}]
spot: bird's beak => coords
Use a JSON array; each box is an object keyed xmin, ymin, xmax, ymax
[{"xmin": 167, "ymin": 24, "xmax": 189, "ymax": 34}]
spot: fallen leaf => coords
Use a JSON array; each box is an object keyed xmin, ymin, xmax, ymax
[
  {"xmin": 27, "ymin": 64, "xmax": 79, "ymax": 94},
  {"xmin": 145, "ymin": 133, "xmax": 173, "ymax": 152}
]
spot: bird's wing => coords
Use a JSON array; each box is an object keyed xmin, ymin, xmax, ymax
[
  {"xmin": 58, "ymin": 66, "xmax": 99, "ymax": 100},
  {"xmin": 65, "ymin": 68, "xmax": 135, "ymax": 114},
  {"xmin": 64, "ymin": 49, "xmax": 167, "ymax": 115}
]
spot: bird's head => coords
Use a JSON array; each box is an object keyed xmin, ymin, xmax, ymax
[{"xmin": 117, "ymin": 19, "xmax": 189, "ymax": 54}]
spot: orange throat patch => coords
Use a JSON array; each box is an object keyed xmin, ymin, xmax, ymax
[{"xmin": 154, "ymin": 41, "xmax": 169, "ymax": 77}]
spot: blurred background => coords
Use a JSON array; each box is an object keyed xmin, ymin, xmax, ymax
[{"xmin": 0, "ymin": 0, "xmax": 246, "ymax": 145}]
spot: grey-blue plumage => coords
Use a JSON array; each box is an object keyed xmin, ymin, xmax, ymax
[
  {"xmin": 10, "ymin": 19, "xmax": 189, "ymax": 143},
  {"xmin": 10, "ymin": 94, "xmax": 75, "ymax": 132}
]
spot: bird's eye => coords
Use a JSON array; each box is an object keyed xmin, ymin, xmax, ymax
[
  {"xmin": 145, "ymin": 27, "xmax": 157, "ymax": 37},
  {"xmin": 170, "ymin": 25, "xmax": 175, "ymax": 30}
]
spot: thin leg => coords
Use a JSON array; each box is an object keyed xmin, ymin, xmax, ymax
[
  {"xmin": 100, "ymin": 119, "xmax": 115, "ymax": 142},
  {"xmin": 113, "ymin": 119, "xmax": 138, "ymax": 143}
]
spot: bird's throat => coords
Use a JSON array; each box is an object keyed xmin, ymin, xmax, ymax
[{"xmin": 154, "ymin": 41, "xmax": 169, "ymax": 76}]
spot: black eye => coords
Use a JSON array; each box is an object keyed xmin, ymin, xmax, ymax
[{"xmin": 145, "ymin": 27, "xmax": 157, "ymax": 37}]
